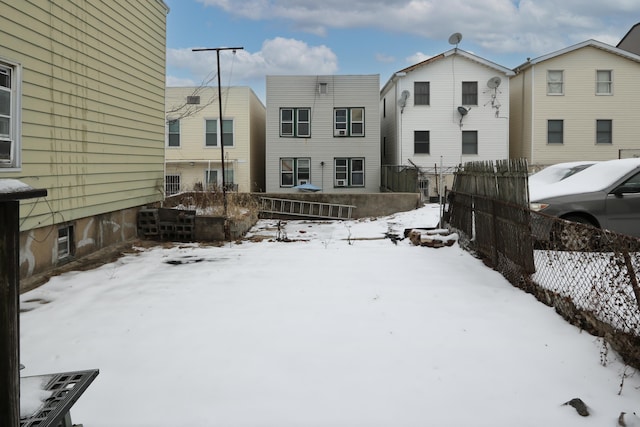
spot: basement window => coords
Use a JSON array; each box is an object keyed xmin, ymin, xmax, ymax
[{"xmin": 58, "ymin": 224, "xmax": 74, "ymax": 260}]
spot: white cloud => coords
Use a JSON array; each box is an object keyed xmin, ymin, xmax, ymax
[
  {"xmin": 406, "ymin": 52, "xmax": 433, "ymax": 64},
  {"xmin": 167, "ymin": 37, "xmax": 338, "ymax": 90},
  {"xmin": 196, "ymin": 0, "xmax": 640, "ymax": 58}
]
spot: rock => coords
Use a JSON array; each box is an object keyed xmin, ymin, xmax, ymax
[{"xmin": 563, "ymin": 398, "xmax": 589, "ymax": 416}]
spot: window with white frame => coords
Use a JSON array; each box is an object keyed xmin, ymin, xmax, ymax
[
  {"xmin": 0, "ymin": 61, "xmax": 20, "ymax": 168},
  {"xmin": 547, "ymin": 70, "xmax": 564, "ymax": 95},
  {"xmin": 168, "ymin": 119, "xmax": 180, "ymax": 147},
  {"xmin": 414, "ymin": 82, "xmax": 430, "ymax": 105},
  {"xmin": 280, "ymin": 158, "xmax": 311, "ymax": 187},
  {"xmin": 205, "ymin": 169, "xmax": 218, "ymax": 189},
  {"xmin": 596, "ymin": 70, "xmax": 612, "ymax": 95},
  {"xmin": 596, "ymin": 119, "xmax": 612, "ymax": 144},
  {"xmin": 414, "ymin": 131, "xmax": 430, "ymax": 154},
  {"xmin": 223, "ymin": 168, "xmax": 235, "ymax": 188},
  {"xmin": 205, "ymin": 119, "xmax": 234, "ymax": 147},
  {"xmin": 165, "ymin": 174, "xmax": 181, "ymax": 195},
  {"xmin": 334, "ymin": 158, "xmax": 364, "ymax": 187},
  {"xmin": 462, "ymin": 82, "xmax": 478, "ymax": 105},
  {"xmin": 462, "ymin": 131, "xmax": 478, "ymax": 155},
  {"xmin": 334, "ymin": 108, "xmax": 364, "ymax": 137},
  {"xmin": 57, "ymin": 224, "xmax": 74, "ymax": 260},
  {"xmin": 280, "ymin": 108, "xmax": 310, "ymax": 137},
  {"xmin": 547, "ymin": 120, "xmax": 563, "ymax": 144}
]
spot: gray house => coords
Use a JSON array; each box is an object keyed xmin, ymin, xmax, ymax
[{"xmin": 265, "ymin": 75, "xmax": 381, "ymax": 193}]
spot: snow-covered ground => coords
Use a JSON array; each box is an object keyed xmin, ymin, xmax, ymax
[{"xmin": 19, "ymin": 204, "xmax": 640, "ymax": 426}]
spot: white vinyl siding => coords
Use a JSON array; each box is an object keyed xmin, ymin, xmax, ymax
[
  {"xmin": 265, "ymin": 75, "xmax": 380, "ymax": 193},
  {"xmin": 382, "ymin": 52, "xmax": 511, "ymax": 170}
]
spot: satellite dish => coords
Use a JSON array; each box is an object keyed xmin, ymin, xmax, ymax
[
  {"xmin": 398, "ymin": 90, "xmax": 410, "ymax": 106},
  {"xmin": 457, "ymin": 106, "xmax": 468, "ymax": 116},
  {"xmin": 448, "ymin": 32, "xmax": 463, "ymax": 46},
  {"xmin": 398, "ymin": 90, "xmax": 410, "ymax": 112},
  {"xmin": 487, "ymin": 76, "xmax": 502, "ymax": 89}
]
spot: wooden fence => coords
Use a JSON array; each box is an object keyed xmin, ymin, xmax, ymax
[{"xmin": 447, "ymin": 159, "xmax": 535, "ymax": 275}]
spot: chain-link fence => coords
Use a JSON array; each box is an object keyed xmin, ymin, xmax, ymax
[
  {"xmin": 447, "ymin": 159, "xmax": 640, "ymax": 368},
  {"xmin": 528, "ymin": 212, "xmax": 640, "ymax": 362}
]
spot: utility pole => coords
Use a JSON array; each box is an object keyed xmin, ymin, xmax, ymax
[{"xmin": 192, "ymin": 46, "xmax": 244, "ymax": 239}]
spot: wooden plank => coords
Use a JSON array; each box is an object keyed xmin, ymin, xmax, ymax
[{"xmin": 0, "ymin": 201, "xmax": 20, "ymax": 427}]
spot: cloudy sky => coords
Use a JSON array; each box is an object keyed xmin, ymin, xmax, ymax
[{"xmin": 164, "ymin": 0, "xmax": 640, "ymax": 101}]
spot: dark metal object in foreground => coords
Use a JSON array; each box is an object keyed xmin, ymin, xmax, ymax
[{"xmin": 20, "ymin": 369, "xmax": 99, "ymax": 427}]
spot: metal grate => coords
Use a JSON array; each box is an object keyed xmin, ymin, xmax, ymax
[
  {"xmin": 165, "ymin": 174, "xmax": 181, "ymax": 196},
  {"xmin": 20, "ymin": 369, "xmax": 99, "ymax": 427}
]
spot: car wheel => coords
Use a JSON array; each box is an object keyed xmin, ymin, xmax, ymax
[{"xmin": 556, "ymin": 216, "xmax": 595, "ymax": 251}]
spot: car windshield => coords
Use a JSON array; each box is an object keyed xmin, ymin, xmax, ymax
[
  {"xmin": 529, "ymin": 158, "xmax": 640, "ymax": 201},
  {"xmin": 528, "ymin": 161, "xmax": 597, "ymax": 186}
]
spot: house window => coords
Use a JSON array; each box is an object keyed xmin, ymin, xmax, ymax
[
  {"xmin": 334, "ymin": 108, "xmax": 365, "ymax": 137},
  {"xmin": 318, "ymin": 82, "xmax": 328, "ymax": 94},
  {"xmin": 0, "ymin": 61, "xmax": 20, "ymax": 168},
  {"xmin": 205, "ymin": 169, "xmax": 218, "ymax": 190},
  {"xmin": 547, "ymin": 70, "xmax": 564, "ymax": 95},
  {"xmin": 414, "ymin": 82, "xmax": 430, "ymax": 105},
  {"xmin": 168, "ymin": 119, "xmax": 180, "ymax": 147},
  {"xmin": 280, "ymin": 158, "xmax": 311, "ymax": 187},
  {"xmin": 57, "ymin": 224, "xmax": 74, "ymax": 260},
  {"xmin": 462, "ymin": 82, "xmax": 477, "ymax": 105},
  {"xmin": 596, "ymin": 70, "xmax": 612, "ymax": 95},
  {"xmin": 414, "ymin": 131, "xmax": 430, "ymax": 154},
  {"xmin": 205, "ymin": 119, "xmax": 234, "ymax": 147},
  {"xmin": 280, "ymin": 108, "xmax": 310, "ymax": 137},
  {"xmin": 334, "ymin": 158, "xmax": 364, "ymax": 187},
  {"xmin": 462, "ymin": 131, "xmax": 478, "ymax": 154},
  {"xmin": 165, "ymin": 174, "xmax": 180, "ymax": 195},
  {"xmin": 596, "ymin": 120, "xmax": 612, "ymax": 144},
  {"xmin": 547, "ymin": 120, "xmax": 564, "ymax": 144},
  {"xmin": 223, "ymin": 168, "xmax": 235, "ymax": 190}
]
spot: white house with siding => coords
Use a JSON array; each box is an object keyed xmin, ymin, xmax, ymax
[
  {"xmin": 0, "ymin": 0, "xmax": 168, "ymax": 283},
  {"xmin": 265, "ymin": 75, "xmax": 380, "ymax": 193},
  {"xmin": 165, "ymin": 86, "xmax": 266, "ymax": 193},
  {"xmin": 380, "ymin": 48, "xmax": 514, "ymax": 197},
  {"xmin": 510, "ymin": 40, "xmax": 640, "ymax": 169}
]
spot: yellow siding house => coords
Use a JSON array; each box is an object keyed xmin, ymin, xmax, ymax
[
  {"xmin": 165, "ymin": 86, "xmax": 266, "ymax": 193},
  {"xmin": 0, "ymin": 0, "xmax": 169, "ymax": 285},
  {"xmin": 510, "ymin": 40, "xmax": 640, "ymax": 169}
]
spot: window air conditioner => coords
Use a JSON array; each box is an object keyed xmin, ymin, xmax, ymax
[
  {"xmin": 298, "ymin": 179, "xmax": 308, "ymax": 185},
  {"xmin": 336, "ymin": 179, "xmax": 347, "ymax": 187},
  {"xmin": 334, "ymin": 129, "xmax": 346, "ymax": 136}
]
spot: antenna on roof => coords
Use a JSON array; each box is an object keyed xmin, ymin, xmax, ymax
[{"xmin": 448, "ymin": 32, "xmax": 463, "ymax": 48}]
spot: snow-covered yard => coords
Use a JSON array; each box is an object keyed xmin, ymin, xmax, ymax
[{"xmin": 19, "ymin": 204, "xmax": 640, "ymax": 426}]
